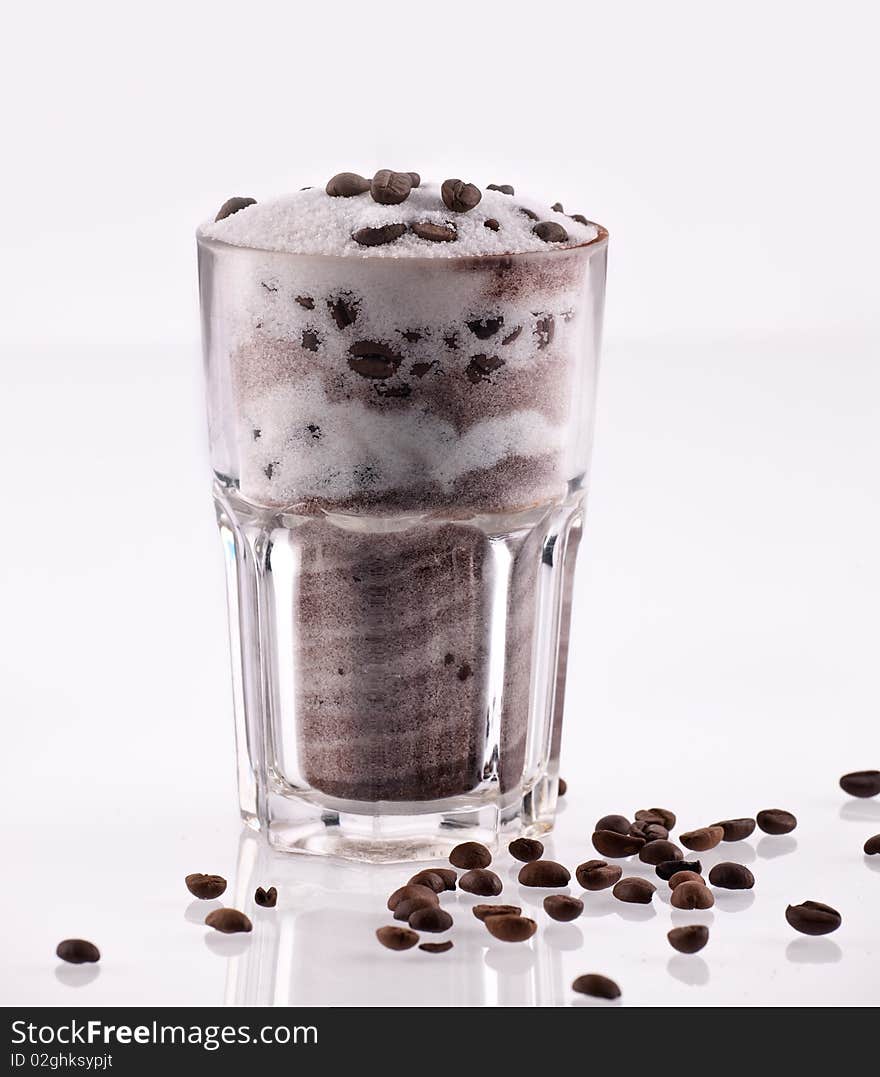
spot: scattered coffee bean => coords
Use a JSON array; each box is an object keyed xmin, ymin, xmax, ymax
[
  {"xmin": 295, "ymin": 295, "xmax": 315, "ymax": 310},
  {"xmin": 668, "ymin": 925, "xmax": 709, "ymax": 954},
  {"xmin": 708, "ymin": 862, "xmax": 755, "ymax": 890},
  {"xmin": 839, "ymin": 771, "xmax": 880, "ymax": 798},
  {"xmin": 680, "ymin": 826, "xmax": 724, "ymax": 852},
  {"xmin": 544, "ymin": 894, "xmax": 584, "ymax": 922},
  {"xmin": 713, "ymin": 817, "xmax": 756, "ymax": 842},
  {"xmin": 408, "ymin": 869, "xmax": 453, "ymax": 893},
  {"xmin": 572, "ymin": 974, "xmax": 620, "ymax": 1000},
  {"xmin": 441, "ymin": 178, "xmax": 482, "ymax": 213},
  {"xmin": 327, "ymin": 294, "xmax": 359, "ymax": 329},
  {"xmin": 670, "ymin": 882, "xmax": 714, "ymax": 910},
  {"xmin": 376, "ymin": 925, "xmax": 419, "ymax": 951},
  {"xmin": 630, "ymin": 821, "xmax": 669, "ymax": 842},
  {"xmin": 592, "ymin": 830, "xmax": 645, "ymax": 858},
  {"xmin": 410, "ymin": 221, "xmax": 457, "ymax": 242},
  {"xmin": 612, "ymin": 877, "xmax": 656, "ymax": 904},
  {"xmin": 215, "ymin": 196, "xmax": 256, "ymax": 221},
  {"xmin": 518, "ymin": 860, "xmax": 571, "ymax": 887},
  {"xmin": 466, "ymin": 316, "xmax": 504, "ymax": 339},
  {"xmin": 551, "ymin": 202, "xmax": 564, "ymax": 212},
  {"xmin": 487, "ymin": 183, "xmax": 515, "ymax": 195},
  {"xmin": 352, "ymin": 223, "xmax": 407, "ymax": 247},
  {"xmin": 635, "ymin": 808, "xmax": 677, "ymax": 830},
  {"xmin": 785, "ymin": 901, "xmax": 841, "ymax": 936},
  {"xmin": 570, "ymin": 213, "xmax": 589, "ymax": 225},
  {"xmin": 419, "ymin": 941, "xmax": 452, "ymax": 953},
  {"xmin": 519, "ymin": 207, "xmax": 539, "ymax": 221},
  {"xmin": 254, "ymin": 886, "xmax": 277, "ymax": 907},
  {"xmin": 185, "ymin": 873, "xmax": 227, "ymax": 900},
  {"xmin": 575, "ymin": 860, "xmax": 622, "ymax": 891},
  {"xmin": 558, "ymin": 779, "xmax": 568, "ymax": 797},
  {"xmin": 348, "ymin": 340, "xmax": 403, "ymax": 378},
  {"xmin": 205, "ymin": 908, "xmax": 253, "ymax": 934},
  {"xmin": 639, "ymin": 840, "xmax": 683, "ymax": 866},
  {"xmin": 56, "ymin": 939, "xmax": 100, "ymax": 965},
  {"xmin": 595, "ymin": 814, "xmax": 631, "ymax": 835},
  {"xmin": 756, "ymin": 809, "xmax": 797, "ymax": 835},
  {"xmin": 501, "ymin": 326, "xmax": 522, "ymax": 345},
  {"xmin": 656, "ymin": 858, "xmax": 702, "ymax": 881},
  {"xmin": 326, "ymin": 172, "xmax": 371, "ymax": 197},
  {"xmin": 668, "ymin": 870, "xmax": 706, "ymax": 889},
  {"xmin": 465, "ymin": 354, "xmax": 504, "ymax": 384},
  {"xmin": 484, "ymin": 218, "xmax": 500, "ymax": 231},
  {"xmin": 408, "ymin": 906, "xmax": 453, "ymax": 933},
  {"xmin": 407, "ymin": 172, "xmax": 421, "ymax": 188},
  {"xmin": 863, "ymin": 834, "xmax": 880, "ymax": 855},
  {"xmin": 508, "ymin": 837, "xmax": 544, "ymax": 862},
  {"xmin": 485, "ymin": 915, "xmax": 537, "ymax": 942},
  {"xmin": 449, "ymin": 841, "xmax": 492, "ymax": 870},
  {"xmin": 301, "ymin": 328, "xmax": 320, "ymax": 352},
  {"xmin": 387, "ymin": 884, "xmax": 440, "ymax": 912},
  {"xmin": 394, "ymin": 896, "xmax": 437, "ymax": 921},
  {"xmin": 534, "ymin": 221, "xmax": 569, "ymax": 243},
  {"xmin": 473, "ymin": 904, "xmax": 522, "ymax": 921},
  {"xmin": 459, "ymin": 869, "xmax": 503, "ymax": 896}
]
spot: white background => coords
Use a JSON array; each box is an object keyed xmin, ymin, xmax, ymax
[{"xmin": 1, "ymin": 0, "xmax": 878, "ymax": 1007}]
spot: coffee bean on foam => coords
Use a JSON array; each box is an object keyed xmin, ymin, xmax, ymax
[
  {"xmin": 668, "ymin": 925, "xmax": 709, "ymax": 954},
  {"xmin": 713, "ymin": 818, "xmax": 756, "ymax": 841},
  {"xmin": 327, "ymin": 293, "xmax": 359, "ymax": 329},
  {"xmin": 215, "ymin": 196, "xmax": 256, "ymax": 221},
  {"xmin": 376, "ymin": 926, "xmax": 419, "ymax": 951},
  {"xmin": 185, "ymin": 873, "xmax": 227, "ymax": 900},
  {"xmin": 487, "ymin": 183, "xmax": 515, "ymax": 195},
  {"xmin": 518, "ymin": 861, "xmax": 571, "ymax": 887},
  {"xmin": 351, "ymin": 223, "xmax": 407, "ymax": 247},
  {"xmin": 572, "ymin": 974, "xmax": 620, "ymax": 999},
  {"xmin": 441, "ymin": 178, "xmax": 481, "ymax": 213},
  {"xmin": 459, "ymin": 869, "xmax": 503, "ymax": 896},
  {"xmin": 508, "ymin": 838, "xmax": 544, "ymax": 863},
  {"xmin": 519, "ymin": 207, "xmax": 539, "ymax": 221},
  {"xmin": 785, "ymin": 901, "xmax": 841, "ymax": 935},
  {"xmin": 483, "ymin": 218, "xmax": 500, "ymax": 231},
  {"xmin": 370, "ymin": 170, "xmax": 412, "ymax": 205},
  {"xmin": 407, "ymin": 172, "xmax": 421, "ymax": 188},
  {"xmin": 326, "ymin": 172, "xmax": 370, "ymax": 197},
  {"xmin": 466, "ymin": 316, "xmax": 504, "ymax": 340},
  {"xmin": 533, "ymin": 221, "xmax": 569, "ymax": 243},
  {"xmin": 410, "ymin": 221, "xmax": 457, "ymax": 243},
  {"xmin": 575, "ymin": 860, "xmax": 622, "ymax": 891},
  {"xmin": 680, "ymin": 826, "xmax": 724, "ymax": 851},
  {"xmin": 756, "ymin": 809, "xmax": 797, "ymax": 835},
  {"xmin": 347, "ymin": 340, "xmax": 402, "ymax": 379},
  {"xmin": 449, "ymin": 842, "xmax": 491, "ymax": 870}
]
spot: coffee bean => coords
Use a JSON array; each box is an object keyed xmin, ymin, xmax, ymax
[
  {"xmin": 326, "ymin": 172, "xmax": 371, "ymax": 197},
  {"xmin": 484, "ymin": 915, "xmax": 537, "ymax": 942},
  {"xmin": 466, "ymin": 316, "xmax": 504, "ymax": 340},
  {"xmin": 215, "ymin": 196, "xmax": 256, "ymax": 221},
  {"xmin": 657, "ymin": 858, "xmax": 702, "ymax": 881},
  {"xmin": 785, "ymin": 901, "xmax": 841, "ymax": 936},
  {"xmin": 713, "ymin": 817, "xmax": 756, "ymax": 841},
  {"xmin": 487, "ymin": 183, "xmax": 515, "ymax": 195},
  {"xmin": 612, "ymin": 877, "xmax": 656, "ymax": 904},
  {"xmin": 680, "ymin": 826, "xmax": 724, "ymax": 851},
  {"xmin": 639, "ymin": 840, "xmax": 683, "ymax": 866},
  {"xmin": 570, "ymin": 213, "xmax": 589, "ymax": 225},
  {"xmin": 839, "ymin": 770, "xmax": 880, "ymax": 798},
  {"xmin": 394, "ymin": 895, "xmax": 437, "ymax": 921},
  {"xmin": 408, "ymin": 869, "xmax": 454, "ymax": 893},
  {"xmin": 558, "ymin": 778, "xmax": 568, "ymax": 796},
  {"xmin": 56, "ymin": 939, "xmax": 100, "ymax": 964},
  {"xmin": 348, "ymin": 340, "xmax": 403, "ymax": 379},
  {"xmin": 630, "ymin": 821, "xmax": 669, "ymax": 842},
  {"xmin": 408, "ymin": 172, "xmax": 421, "ymax": 188},
  {"xmin": 575, "ymin": 860, "xmax": 622, "ymax": 891},
  {"xmin": 205, "ymin": 908, "xmax": 253, "ymax": 934},
  {"xmin": 635, "ymin": 808, "xmax": 677, "ymax": 830},
  {"xmin": 352, "ymin": 223, "xmax": 407, "ymax": 247},
  {"xmin": 519, "ymin": 207, "xmax": 539, "ymax": 221},
  {"xmin": 551, "ymin": 202, "xmax": 564, "ymax": 213},
  {"xmin": 863, "ymin": 834, "xmax": 880, "ymax": 855},
  {"xmin": 572, "ymin": 974, "xmax": 620, "ymax": 1000},
  {"xmin": 327, "ymin": 294, "xmax": 359, "ymax": 329},
  {"xmin": 410, "ymin": 221, "xmax": 457, "ymax": 242},
  {"xmin": 518, "ymin": 860, "xmax": 571, "ymax": 887},
  {"xmin": 465, "ymin": 354, "xmax": 504, "ymax": 384},
  {"xmin": 185, "ymin": 873, "xmax": 227, "ymax": 900},
  {"xmin": 668, "ymin": 870, "xmax": 706, "ymax": 889},
  {"xmin": 669, "ymin": 882, "xmax": 714, "ymax": 910},
  {"xmin": 708, "ymin": 862, "xmax": 755, "ymax": 890},
  {"xmin": 419, "ymin": 941, "xmax": 453, "ymax": 953},
  {"xmin": 441, "ymin": 179, "xmax": 482, "ymax": 213},
  {"xmin": 376, "ymin": 925, "xmax": 419, "ymax": 951},
  {"xmin": 484, "ymin": 218, "xmax": 500, "ymax": 231},
  {"xmin": 595, "ymin": 814, "xmax": 631, "ymax": 835},
  {"xmin": 301, "ymin": 328, "xmax": 320, "ymax": 352},
  {"xmin": 295, "ymin": 295, "xmax": 315, "ymax": 310},
  {"xmin": 534, "ymin": 221, "xmax": 569, "ymax": 243},
  {"xmin": 473, "ymin": 903, "xmax": 522, "ymax": 921},
  {"xmin": 544, "ymin": 895, "xmax": 583, "ymax": 921},
  {"xmin": 408, "ymin": 906, "xmax": 453, "ymax": 933},
  {"xmin": 387, "ymin": 884, "xmax": 440, "ymax": 912},
  {"xmin": 254, "ymin": 886, "xmax": 277, "ymax": 907},
  {"xmin": 668, "ymin": 925, "xmax": 709, "ymax": 954},
  {"xmin": 592, "ymin": 830, "xmax": 645, "ymax": 858},
  {"xmin": 449, "ymin": 841, "xmax": 492, "ymax": 869},
  {"xmin": 508, "ymin": 837, "xmax": 544, "ymax": 862},
  {"xmin": 756, "ymin": 809, "xmax": 797, "ymax": 835},
  {"xmin": 459, "ymin": 869, "xmax": 503, "ymax": 896},
  {"xmin": 501, "ymin": 326, "xmax": 522, "ymax": 345}
]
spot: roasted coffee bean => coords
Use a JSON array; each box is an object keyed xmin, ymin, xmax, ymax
[
  {"xmin": 708, "ymin": 862, "xmax": 755, "ymax": 890},
  {"xmin": 544, "ymin": 894, "xmax": 583, "ymax": 922},
  {"xmin": 785, "ymin": 901, "xmax": 841, "ymax": 936},
  {"xmin": 484, "ymin": 218, "xmax": 500, "ymax": 231},
  {"xmin": 756, "ymin": 809, "xmax": 797, "ymax": 835},
  {"xmin": 459, "ymin": 869, "xmax": 503, "ymax": 896},
  {"xmin": 635, "ymin": 808, "xmax": 677, "ymax": 830},
  {"xmin": 863, "ymin": 834, "xmax": 880, "ymax": 855},
  {"xmin": 215, "ymin": 196, "xmax": 256, "ymax": 221},
  {"xmin": 713, "ymin": 817, "xmax": 756, "ymax": 841},
  {"xmin": 519, "ymin": 207, "xmax": 539, "ymax": 221},
  {"xmin": 487, "ymin": 183, "xmax": 515, "ymax": 195},
  {"xmin": 327, "ymin": 294, "xmax": 359, "ymax": 328},
  {"xmin": 657, "ymin": 858, "xmax": 701, "ymax": 881},
  {"xmin": 394, "ymin": 896, "xmax": 437, "ymax": 921},
  {"xmin": 668, "ymin": 925, "xmax": 709, "ymax": 954},
  {"xmin": 501, "ymin": 326, "xmax": 522, "ymax": 345},
  {"xmin": 370, "ymin": 169, "xmax": 413, "ymax": 205},
  {"xmin": 185, "ymin": 873, "xmax": 227, "ymax": 900},
  {"xmin": 407, "ymin": 870, "xmax": 451, "ymax": 893},
  {"xmin": 466, "ymin": 316, "xmax": 504, "ymax": 340},
  {"xmin": 572, "ymin": 974, "xmax": 620, "ymax": 999},
  {"xmin": 508, "ymin": 837, "xmax": 544, "ymax": 862},
  {"xmin": 570, "ymin": 213, "xmax": 589, "ymax": 225},
  {"xmin": 376, "ymin": 925, "xmax": 419, "ymax": 950},
  {"xmin": 639, "ymin": 840, "xmax": 683, "ymax": 866},
  {"xmin": 465, "ymin": 354, "xmax": 504, "ymax": 384},
  {"xmin": 205, "ymin": 908, "xmax": 253, "ymax": 934},
  {"xmin": 411, "ymin": 221, "xmax": 457, "ymax": 242},
  {"xmin": 408, "ymin": 906, "xmax": 453, "ymax": 933},
  {"xmin": 387, "ymin": 884, "xmax": 440, "ymax": 911},
  {"xmin": 348, "ymin": 340, "xmax": 403, "ymax": 378},
  {"xmin": 534, "ymin": 221, "xmax": 569, "ymax": 243},
  {"xmin": 592, "ymin": 830, "xmax": 645, "ymax": 858},
  {"xmin": 670, "ymin": 882, "xmax": 714, "ymax": 910},
  {"xmin": 301, "ymin": 328, "xmax": 320, "ymax": 352},
  {"xmin": 254, "ymin": 886, "xmax": 277, "ymax": 907},
  {"xmin": 680, "ymin": 826, "xmax": 724, "ymax": 851},
  {"xmin": 668, "ymin": 870, "xmax": 706, "ymax": 889},
  {"xmin": 441, "ymin": 178, "xmax": 482, "ymax": 213},
  {"xmin": 595, "ymin": 814, "xmax": 631, "ymax": 835},
  {"xmin": 56, "ymin": 939, "xmax": 100, "ymax": 964},
  {"xmin": 408, "ymin": 172, "xmax": 421, "ymax": 188},
  {"xmin": 295, "ymin": 295, "xmax": 315, "ymax": 310},
  {"xmin": 484, "ymin": 915, "xmax": 537, "ymax": 942},
  {"xmin": 352, "ymin": 223, "xmax": 407, "ymax": 247},
  {"xmin": 326, "ymin": 172, "xmax": 371, "ymax": 197},
  {"xmin": 575, "ymin": 860, "xmax": 622, "ymax": 891},
  {"xmin": 419, "ymin": 940, "xmax": 452, "ymax": 953},
  {"xmin": 558, "ymin": 778, "xmax": 567, "ymax": 796},
  {"xmin": 449, "ymin": 841, "xmax": 492, "ymax": 869},
  {"xmin": 612, "ymin": 877, "xmax": 656, "ymax": 904},
  {"xmin": 630, "ymin": 821, "xmax": 669, "ymax": 842},
  {"xmin": 518, "ymin": 860, "xmax": 571, "ymax": 887},
  {"xmin": 551, "ymin": 202, "xmax": 564, "ymax": 212},
  {"xmin": 473, "ymin": 903, "xmax": 522, "ymax": 921},
  {"xmin": 839, "ymin": 770, "xmax": 880, "ymax": 798}
]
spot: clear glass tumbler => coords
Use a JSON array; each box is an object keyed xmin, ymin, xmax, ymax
[{"xmin": 197, "ymin": 225, "xmax": 608, "ymax": 861}]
